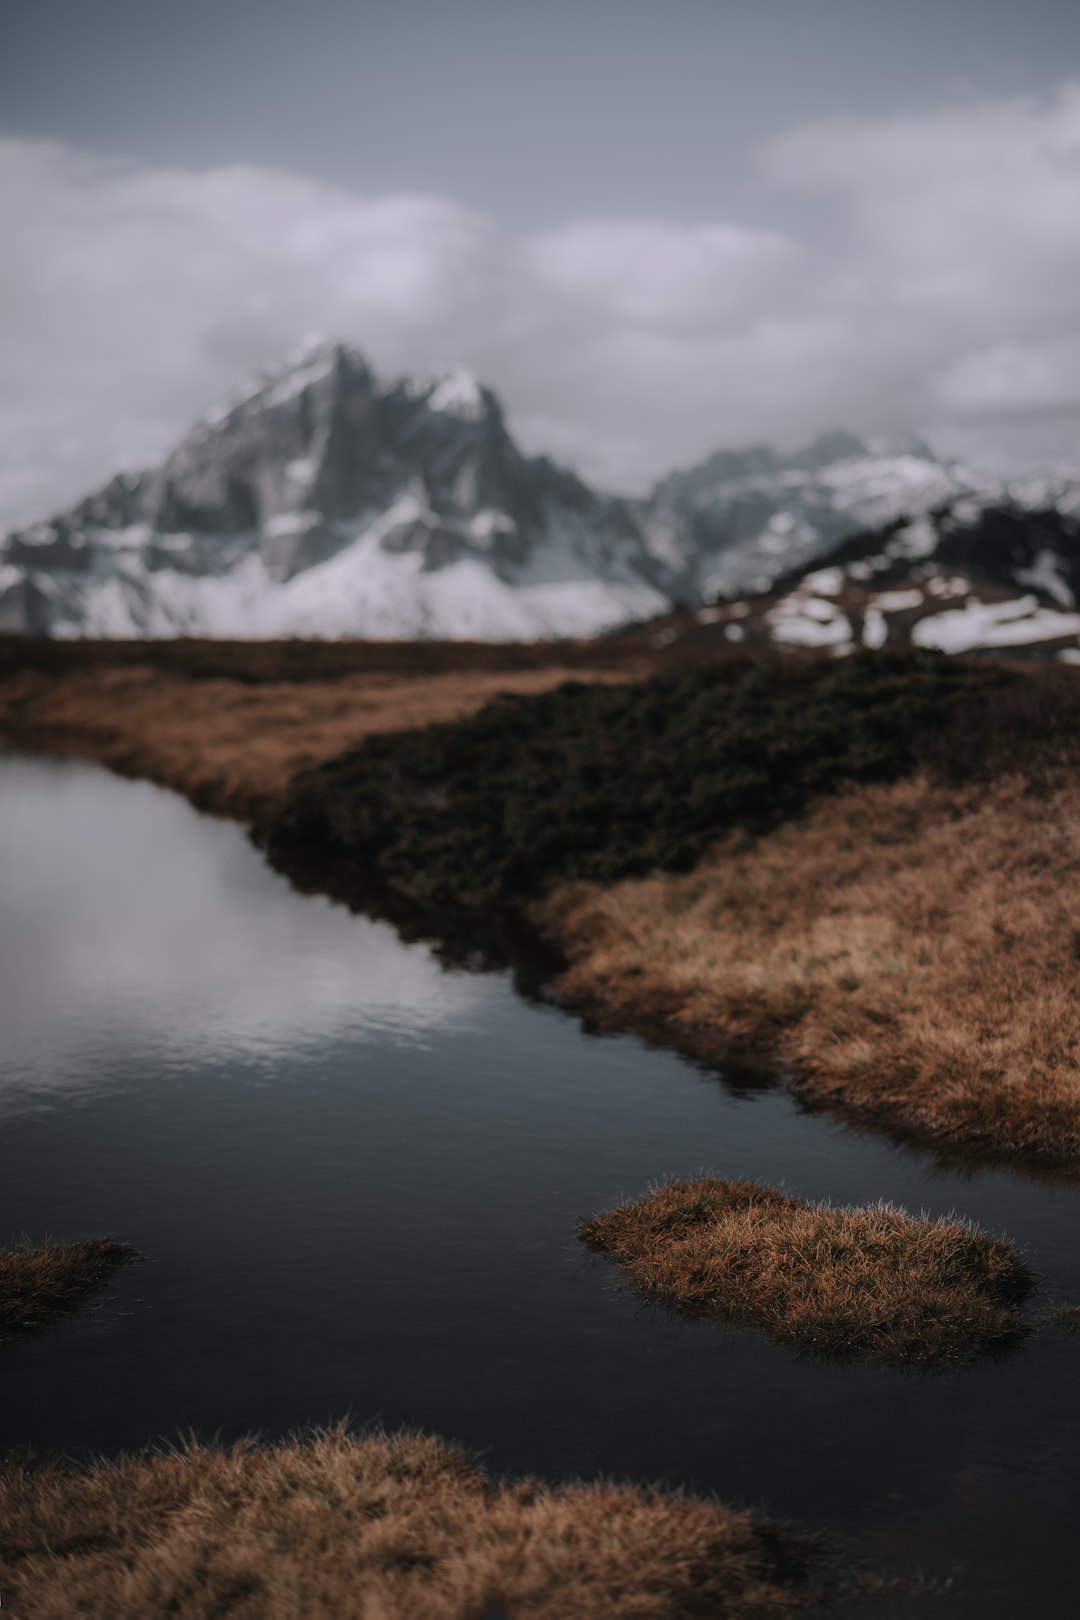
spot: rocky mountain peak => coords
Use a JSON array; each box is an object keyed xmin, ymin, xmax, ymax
[
  {"xmin": 0, "ymin": 340, "xmax": 669, "ymax": 638},
  {"xmin": 404, "ymin": 364, "xmax": 495, "ymax": 425},
  {"xmin": 641, "ymin": 427, "xmax": 989, "ymax": 599},
  {"xmin": 197, "ymin": 337, "xmax": 375, "ymax": 433}
]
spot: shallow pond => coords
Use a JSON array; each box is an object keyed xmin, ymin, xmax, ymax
[{"xmin": 1, "ymin": 752, "xmax": 1078, "ymax": 1615}]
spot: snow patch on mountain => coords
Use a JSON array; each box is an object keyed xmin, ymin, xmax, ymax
[
  {"xmin": 767, "ymin": 593, "xmax": 853, "ymax": 649},
  {"xmin": 912, "ymin": 597, "xmax": 1080, "ymax": 653}
]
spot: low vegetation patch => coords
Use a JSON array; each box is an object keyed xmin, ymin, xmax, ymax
[
  {"xmin": 0, "ymin": 1239, "xmax": 139, "ymax": 1344},
  {"xmin": 547, "ymin": 773, "xmax": 1080, "ymax": 1162},
  {"xmin": 0, "ymin": 1426, "xmax": 818, "ymax": 1619},
  {"xmin": 258, "ymin": 650, "xmax": 1005, "ymax": 906},
  {"xmin": 580, "ymin": 1178, "xmax": 1033, "ymax": 1366}
]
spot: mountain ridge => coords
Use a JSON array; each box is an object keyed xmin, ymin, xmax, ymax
[{"xmin": 3, "ymin": 337, "xmax": 1078, "ymax": 646}]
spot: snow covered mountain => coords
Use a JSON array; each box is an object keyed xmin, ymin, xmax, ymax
[
  {"xmin": 633, "ymin": 434, "xmax": 1080, "ymax": 661},
  {"xmin": 3, "ymin": 337, "xmax": 1079, "ymax": 647},
  {"xmin": 644, "ymin": 497, "xmax": 1080, "ymax": 662},
  {"xmin": 0, "ymin": 341, "xmax": 669, "ymax": 640},
  {"xmin": 641, "ymin": 431, "xmax": 999, "ymax": 600}
]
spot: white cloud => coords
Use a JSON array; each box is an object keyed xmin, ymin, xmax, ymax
[
  {"xmin": 932, "ymin": 334, "xmax": 1080, "ymax": 416},
  {"xmin": 763, "ymin": 84, "xmax": 1080, "ymax": 325},
  {"xmin": 521, "ymin": 219, "xmax": 802, "ymax": 331},
  {"xmin": 3, "ymin": 83, "xmax": 1080, "ymax": 524}
]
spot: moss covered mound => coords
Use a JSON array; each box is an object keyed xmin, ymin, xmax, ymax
[
  {"xmin": 0, "ymin": 1239, "xmax": 140, "ymax": 1344},
  {"xmin": 0, "ymin": 1426, "xmax": 818, "ymax": 1620},
  {"xmin": 258, "ymin": 650, "xmax": 1005, "ymax": 908},
  {"xmin": 580, "ymin": 1178, "xmax": 1033, "ymax": 1366}
]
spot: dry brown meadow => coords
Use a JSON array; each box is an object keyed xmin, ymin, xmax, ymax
[
  {"xmin": 545, "ymin": 772, "xmax": 1080, "ymax": 1164},
  {"xmin": 0, "ymin": 1426, "xmax": 817, "ymax": 1620},
  {"xmin": 579, "ymin": 1177, "xmax": 1033, "ymax": 1364}
]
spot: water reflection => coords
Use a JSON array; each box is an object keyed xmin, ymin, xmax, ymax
[{"xmin": 0, "ymin": 754, "xmax": 488, "ymax": 1096}]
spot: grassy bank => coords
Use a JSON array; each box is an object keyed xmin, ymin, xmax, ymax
[
  {"xmin": 0, "ymin": 1240, "xmax": 139, "ymax": 1344},
  {"xmin": 546, "ymin": 772, "xmax": 1080, "ymax": 1162},
  {"xmin": 580, "ymin": 1178, "xmax": 1033, "ymax": 1365},
  {"xmin": 0, "ymin": 1426, "xmax": 818, "ymax": 1620}
]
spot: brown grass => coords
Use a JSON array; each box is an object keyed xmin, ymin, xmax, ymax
[
  {"xmin": 0, "ymin": 1426, "xmax": 818, "ymax": 1620},
  {"xmin": 0, "ymin": 632, "xmax": 655, "ymax": 685},
  {"xmin": 543, "ymin": 773, "xmax": 1080, "ymax": 1163},
  {"xmin": 0, "ymin": 1239, "xmax": 139, "ymax": 1344},
  {"xmin": 580, "ymin": 1178, "xmax": 1032, "ymax": 1365},
  {"xmin": 0, "ymin": 662, "xmax": 638, "ymax": 821}
]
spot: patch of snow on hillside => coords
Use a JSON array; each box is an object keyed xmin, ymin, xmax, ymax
[
  {"xmin": 846, "ymin": 554, "xmax": 897, "ymax": 582},
  {"xmin": 925, "ymin": 576, "xmax": 969, "ymax": 598},
  {"xmin": 912, "ymin": 595, "xmax": 1080, "ymax": 652},
  {"xmin": 14, "ymin": 525, "xmax": 61, "ymax": 548},
  {"xmin": 948, "ymin": 497, "xmax": 986, "ymax": 525},
  {"xmin": 768, "ymin": 595, "xmax": 852, "ymax": 647},
  {"xmin": 821, "ymin": 454, "xmax": 948, "ymax": 501},
  {"xmin": 264, "ymin": 352, "xmax": 338, "ymax": 410},
  {"xmin": 872, "ymin": 588, "xmax": 925, "ymax": 611},
  {"xmin": 802, "ymin": 567, "xmax": 845, "ymax": 596},
  {"xmin": 426, "ymin": 367, "xmax": 486, "ymax": 422},
  {"xmin": 1016, "ymin": 548, "xmax": 1075, "ymax": 607},
  {"xmin": 264, "ymin": 511, "xmax": 322, "ymax": 538},
  {"xmin": 67, "ymin": 499, "xmax": 666, "ymax": 641},
  {"xmin": 370, "ymin": 488, "xmax": 438, "ymax": 542},
  {"xmin": 887, "ymin": 518, "xmax": 938, "ymax": 560},
  {"xmin": 469, "ymin": 509, "xmax": 516, "ymax": 549},
  {"xmin": 862, "ymin": 607, "xmax": 888, "ymax": 649}
]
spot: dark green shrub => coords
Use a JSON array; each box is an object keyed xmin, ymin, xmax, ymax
[{"xmin": 257, "ymin": 650, "xmax": 1008, "ymax": 909}]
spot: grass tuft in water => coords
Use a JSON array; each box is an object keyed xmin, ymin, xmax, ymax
[
  {"xmin": 580, "ymin": 1177, "xmax": 1033, "ymax": 1366},
  {"xmin": 0, "ymin": 1239, "xmax": 140, "ymax": 1344}
]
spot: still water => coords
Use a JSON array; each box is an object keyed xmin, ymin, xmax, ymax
[{"xmin": 1, "ymin": 752, "xmax": 1078, "ymax": 1615}]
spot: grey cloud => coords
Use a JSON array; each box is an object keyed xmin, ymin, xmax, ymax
[{"xmin": 3, "ymin": 83, "xmax": 1080, "ymax": 523}]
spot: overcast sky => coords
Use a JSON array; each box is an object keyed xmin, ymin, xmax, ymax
[{"xmin": 3, "ymin": 0, "xmax": 1080, "ymax": 522}]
